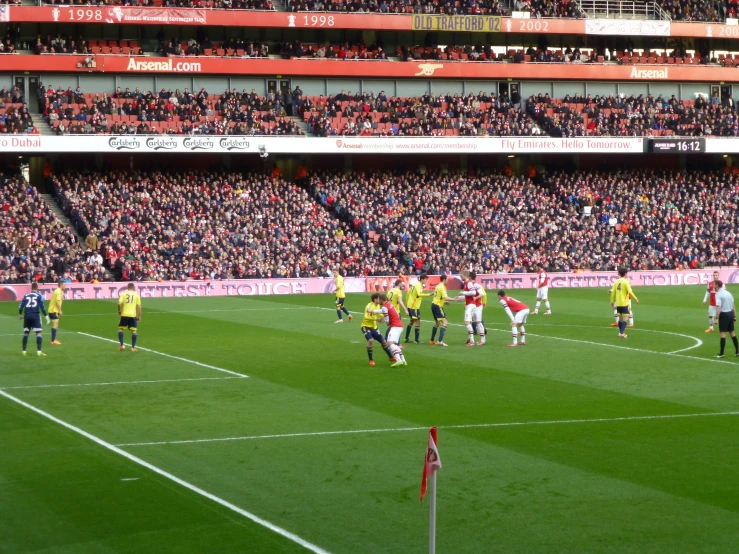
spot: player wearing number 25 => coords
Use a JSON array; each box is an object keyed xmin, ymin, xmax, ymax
[
  {"xmin": 118, "ymin": 283, "xmax": 142, "ymax": 352},
  {"xmin": 18, "ymin": 282, "xmax": 49, "ymax": 356}
]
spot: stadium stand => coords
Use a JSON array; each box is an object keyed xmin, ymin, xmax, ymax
[
  {"xmin": 0, "ymin": 176, "xmax": 103, "ymax": 284},
  {"xmin": 49, "ymin": 170, "xmax": 396, "ymax": 281},
  {"xmin": 41, "ymin": 0, "xmax": 275, "ymax": 9},
  {"xmin": 44, "ymin": 88, "xmax": 303, "ymax": 136},
  {"xmin": 286, "ymin": 0, "xmax": 505, "ymax": 14},
  {"xmin": 9, "ymin": 167, "xmax": 731, "ymax": 283},
  {"xmin": 302, "ymin": 92, "xmax": 737, "ymax": 137}
]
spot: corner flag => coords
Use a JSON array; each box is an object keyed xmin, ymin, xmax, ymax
[{"xmin": 420, "ymin": 427, "xmax": 441, "ymax": 502}]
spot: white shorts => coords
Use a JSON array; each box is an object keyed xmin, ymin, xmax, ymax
[
  {"xmin": 474, "ymin": 306, "xmax": 484, "ymax": 323},
  {"xmin": 514, "ymin": 309, "xmax": 530, "ymax": 325},
  {"xmin": 536, "ymin": 286, "xmax": 548, "ymax": 300},
  {"xmin": 708, "ymin": 306, "xmax": 717, "ymax": 318},
  {"xmin": 386, "ymin": 326, "xmax": 402, "ymax": 344},
  {"xmin": 464, "ymin": 304, "xmax": 476, "ymax": 322}
]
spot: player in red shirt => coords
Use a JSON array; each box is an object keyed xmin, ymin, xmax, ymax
[
  {"xmin": 702, "ymin": 270, "xmax": 721, "ymax": 332},
  {"xmin": 460, "ymin": 270, "xmax": 485, "ymax": 346},
  {"xmin": 375, "ymin": 293, "xmax": 407, "ymax": 367},
  {"xmin": 498, "ymin": 290, "xmax": 530, "ymax": 347},
  {"xmin": 533, "ymin": 263, "xmax": 552, "ymax": 315}
]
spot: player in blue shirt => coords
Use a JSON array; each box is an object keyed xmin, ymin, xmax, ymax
[{"xmin": 18, "ymin": 282, "xmax": 49, "ymax": 356}]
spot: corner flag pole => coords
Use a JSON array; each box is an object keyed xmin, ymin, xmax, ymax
[
  {"xmin": 429, "ymin": 469, "xmax": 437, "ymax": 554},
  {"xmin": 420, "ymin": 427, "xmax": 441, "ymax": 554}
]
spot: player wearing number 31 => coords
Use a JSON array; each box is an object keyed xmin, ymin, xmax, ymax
[
  {"xmin": 118, "ymin": 283, "xmax": 142, "ymax": 352},
  {"xmin": 610, "ymin": 267, "xmax": 640, "ymax": 339}
]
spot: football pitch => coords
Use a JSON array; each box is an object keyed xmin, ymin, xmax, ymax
[{"xmin": 1, "ymin": 285, "xmax": 739, "ymax": 554}]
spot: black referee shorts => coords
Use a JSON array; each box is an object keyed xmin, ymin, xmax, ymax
[{"xmin": 718, "ymin": 312, "xmax": 735, "ymax": 333}]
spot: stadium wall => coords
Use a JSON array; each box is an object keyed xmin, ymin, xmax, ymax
[{"xmin": 2, "ymin": 270, "xmax": 737, "ymax": 302}]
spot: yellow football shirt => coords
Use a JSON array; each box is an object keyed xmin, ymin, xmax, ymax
[
  {"xmin": 335, "ymin": 275, "xmax": 345, "ymax": 299},
  {"xmin": 432, "ymin": 283, "xmax": 447, "ymax": 307},
  {"xmin": 479, "ymin": 285, "xmax": 487, "ymax": 307},
  {"xmin": 406, "ymin": 282, "xmax": 430, "ymax": 310},
  {"xmin": 610, "ymin": 278, "xmax": 637, "ymax": 307},
  {"xmin": 361, "ymin": 302, "xmax": 379, "ymax": 329},
  {"xmin": 48, "ymin": 288, "xmax": 64, "ymax": 314},
  {"xmin": 387, "ymin": 287, "xmax": 402, "ymax": 311},
  {"xmin": 118, "ymin": 291, "xmax": 141, "ymax": 317}
]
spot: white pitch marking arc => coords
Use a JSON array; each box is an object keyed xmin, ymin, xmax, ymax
[
  {"xmin": 116, "ymin": 411, "xmax": 739, "ymax": 448},
  {"xmin": 487, "ymin": 322, "xmax": 704, "ymax": 355}
]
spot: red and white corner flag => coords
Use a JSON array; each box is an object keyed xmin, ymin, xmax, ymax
[{"xmin": 420, "ymin": 427, "xmax": 441, "ymax": 502}]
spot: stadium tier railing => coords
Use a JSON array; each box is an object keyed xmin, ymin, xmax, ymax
[{"xmin": 575, "ymin": 0, "xmax": 672, "ymax": 20}]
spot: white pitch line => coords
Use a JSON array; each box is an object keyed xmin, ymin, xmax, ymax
[
  {"xmin": 60, "ymin": 307, "xmax": 314, "ymax": 317},
  {"xmin": 0, "ymin": 376, "xmax": 245, "ymax": 391},
  {"xmin": 0, "ymin": 389, "xmax": 331, "ymax": 554},
  {"xmin": 116, "ymin": 410, "xmax": 739, "ymax": 448},
  {"xmin": 78, "ymin": 332, "xmax": 250, "ymax": 378}
]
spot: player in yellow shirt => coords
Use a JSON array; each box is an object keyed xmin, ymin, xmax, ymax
[
  {"xmin": 117, "ymin": 283, "xmax": 142, "ymax": 352},
  {"xmin": 386, "ymin": 279, "xmax": 409, "ymax": 318},
  {"xmin": 361, "ymin": 293, "xmax": 393, "ymax": 366},
  {"xmin": 333, "ymin": 268, "xmax": 353, "ymax": 323},
  {"xmin": 405, "ymin": 274, "xmax": 431, "ymax": 344},
  {"xmin": 610, "ymin": 267, "xmax": 640, "ymax": 339},
  {"xmin": 48, "ymin": 281, "xmax": 65, "ymax": 345},
  {"xmin": 430, "ymin": 275, "xmax": 457, "ymax": 346}
]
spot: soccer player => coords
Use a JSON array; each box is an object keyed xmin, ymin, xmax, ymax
[
  {"xmin": 375, "ymin": 293, "xmax": 407, "ymax": 367},
  {"xmin": 609, "ymin": 286, "xmax": 635, "ymax": 328},
  {"xmin": 473, "ymin": 283, "xmax": 488, "ymax": 343},
  {"xmin": 498, "ymin": 290, "xmax": 530, "ymax": 347},
  {"xmin": 714, "ymin": 280, "xmax": 738, "ymax": 358},
  {"xmin": 703, "ymin": 271, "xmax": 720, "ymax": 333},
  {"xmin": 405, "ymin": 274, "xmax": 431, "ymax": 344},
  {"xmin": 118, "ymin": 283, "xmax": 142, "ymax": 352},
  {"xmin": 429, "ymin": 275, "xmax": 454, "ymax": 347},
  {"xmin": 333, "ymin": 268, "xmax": 353, "ymax": 323},
  {"xmin": 385, "ymin": 278, "xmax": 408, "ymax": 340},
  {"xmin": 610, "ymin": 267, "xmax": 640, "ymax": 338},
  {"xmin": 48, "ymin": 280, "xmax": 65, "ymax": 345},
  {"xmin": 460, "ymin": 271, "xmax": 485, "ymax": 346},
  {"xmin": 532, "ymin": 264, "xmax": 552, "ymax": 315},
  {"xmin": 361, "ymin": 293, "xmax": 393, "ymax": 366},
  {"xmin": 18, "ymin": 282, "xmax": 49, "ymax": 356}
]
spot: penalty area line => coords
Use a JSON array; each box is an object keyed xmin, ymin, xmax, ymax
[
  {"xmin": 78, "ymin": 332, "xmax": 249, "ymax": 379},
  {"xmin": 0, "ymin": 376, "xmax": 245, "ymax": 391},
  {"xmin": 0, "ymin": 389, "xmax": 332, "ymax": 554},
  {"xmin": 116, "ymin": 411, "xmax": 739, "ymax": 448}
]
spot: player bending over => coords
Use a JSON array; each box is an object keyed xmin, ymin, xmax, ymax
[
  {"xmin": 333, "ymin": 268, "xmax": 353, "ymax": 323},
  {"xmin": 362, "ymin": 293, "xmax": 395, "ymax": 366},
  {"xmin": 610, "ymin": 268, "xmax": 639, "ymax": 339},
  {"xmin": 702, "ymin": 270, "xmax": 720, "ymax": 333},
  {"xmin": 374, "ymin": 293, "xmax": 407, "ymax": 367},
  {"xmin": 429, "ymin": 274, "xmax": 457, "ymax": 347},
  {"xmin": 19, "ymin": 282, "xmax": 49, "ymax": 356},
  {"xmin": 498, "ymin": 290, "xmax": 530, "ymax": 347},
  {"xmin": 48, "ymin": 281, "xmax": 65, "ymax": 345},
  {"xmin": 118, "ymin": 283, "xmax": 142, "ymax": 351},
  {"xmin": 533, "ymin": 264, "xmax": 552, "ymax": 315},
  {"xmin": 460, "ymin": 271, "xmax": 486, "ymax": 346},
  {"xmin": 405, "ymin": 274, "xmax": 431, "ymax": 344}
]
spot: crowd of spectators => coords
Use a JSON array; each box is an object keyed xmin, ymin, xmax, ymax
[
  {"xmin": 279, "ymin": 40, "xmax": 388, "ymax": 61},
  {"xmin": 1, "ymin": 87, "xmax": 35, "ymax": 134},
  {"xmin": 286, "ymin": 0, "xmax": 504, "ymax": 14},
  {"xmin": 41, "ymin": 0, "xmax": 274, "ymax": 9},
  {"xmin": 656, "ymin": 0, "xmax": 721, "ymax": 21},
  {"xmin": 50, "ymin": 170, "xmax": 395, "ymax": 281},
  {"xmin": 4, "ymin": 166, "xmax": 738, "ymax": 283},
  {"xmin": 298, "ymin": 90, "xmax": 739, "ymax": 137},
  {"xmin": 309, "ymin": 168, "xmax": 738, "ymax": 275},
  {"xmin": 158, "ymin": 37, "xmax": 269, "ymax": 58},
  {"xmin": 42, "ymin": 85, "xmax": 303, "ymax": 136},
  {"xmin": 513, "ymin": 0, "xmax": 582, "ymax": 18},
  {"xmin": 0, "ymin": 176, "xmax": 105, "ymax": 284}
]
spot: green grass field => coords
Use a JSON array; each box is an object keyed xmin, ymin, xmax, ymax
[{"xmin": 1, "ymin": 285, "xmax": 739, "ymax": 554}]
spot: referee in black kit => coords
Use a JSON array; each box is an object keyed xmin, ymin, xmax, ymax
[{"xmin": 714, "ymin": 281, "xmax": 738, "ymax": 359}]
